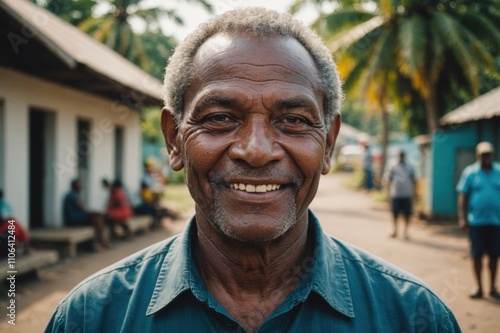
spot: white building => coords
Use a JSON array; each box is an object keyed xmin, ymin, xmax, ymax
[{"xmin": 0, "ymin": 0, "xmax": 163, "ymax": 230}]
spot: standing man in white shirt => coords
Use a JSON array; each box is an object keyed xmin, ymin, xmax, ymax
[{"xmin": 386, "ymin": 150, "xmax": 416, "ymax": 239}]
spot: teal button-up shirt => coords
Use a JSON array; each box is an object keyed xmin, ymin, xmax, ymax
[{"xmin": 45, "ymin": 210, "xmax": 460, "ymax": 332}]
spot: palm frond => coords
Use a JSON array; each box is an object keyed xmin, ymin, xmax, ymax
[
  {"xmin": 428, "ymin": 32, "xmax": 447, "ymax": 84},
  {"xmin": 341, "ymin": 55, "xmax": 370, "ymax": 93},
  {"xmin": 288, "ymin": 0, "xmax": 306, "ymax": 15},
  {"xmin": 365, "ymin": 28, "xmax": 397, "ymax": 83},
  {"xmin": 327, "ymin": 15, "xmax": 386, "ymax": 52},
  {"xmin": 313, "ymin": 8, "xmax": 377, "ymax": 37},
  {"xmin": 455, "ymin": 11, "xmax": 500, "ymax": 51},
  {"xmin": 397, "ymin": 14, "xmax": 426, "ymax": 76},
  {"xmin": 431, "ymin": 11, "xmax": 480, "ymax": 94}
]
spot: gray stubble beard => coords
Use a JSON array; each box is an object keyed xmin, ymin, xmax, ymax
[{"xmin": 208, "ymin": 171, "xmax": 303, "ymax": 243}]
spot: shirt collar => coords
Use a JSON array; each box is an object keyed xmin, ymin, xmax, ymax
[
  {"xmin": 146, "ymin": 217, "xmax": 195, "ymax": 316},
  {"xmin": 307, "ymin": 210, "xmax": 355, "ymax": 318},
  {"xmin": 146, "ymin": 210, "xmax": 355, "ymax": 319}
]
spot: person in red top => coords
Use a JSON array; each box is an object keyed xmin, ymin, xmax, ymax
[
  {"xmin": 106, "ymin": 180, "xmax": 133, "ymax": 240},
  {"xmin": 0, "ymin": 189, "xmax": 34, "ymax": 257}
]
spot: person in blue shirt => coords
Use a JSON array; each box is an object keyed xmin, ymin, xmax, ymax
[
  {"xmin": 62, "ymin": 179, "xmax": 109, "ymax": 250},
  {"xmin": 46, "ymin": 8, "xmax": 460, "ymax": 333},
  {"xmin": 457, "ymin": 141, "xmax": 500, "ymax": 300}
]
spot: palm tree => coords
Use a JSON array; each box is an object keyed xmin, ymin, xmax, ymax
[
  {"xmin": 30, "ymin": 0, "xmax": 97, "ymax": 26},
  {"xmin": 79, "ymin": 0, "xmax": 212, "ymax": 72},
  {"xmin": 311, "ymin": 0, "xmax": 500, "ymax": 135}
]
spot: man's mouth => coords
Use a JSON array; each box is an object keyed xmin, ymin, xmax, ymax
[{"xmin": 229, "ymin": 183, "xmax": 281, "ymax": 193}]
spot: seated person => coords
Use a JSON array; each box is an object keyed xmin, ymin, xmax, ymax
[
  {"xmin": 0, "ymin": 189, "xmax": 34, "ymax": 257},
  {"xmin": 106, "ymin": 180, "xmax": 133, "ymax": 240},
  {"xmin": 63, "ymin": 179, "xmax": 109, "ymax": 250},
  {"xmin": 134, "ymin": 181, "xmax": 178, "ymax": 229}
]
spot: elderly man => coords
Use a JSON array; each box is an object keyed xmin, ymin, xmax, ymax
[
  {"xmin": 457, "ymin": 142, "xmax": 500, "ymax": 300},
  {"xmin": 45, "ymin": 8, "xmax": 460, "ymax": 333}
]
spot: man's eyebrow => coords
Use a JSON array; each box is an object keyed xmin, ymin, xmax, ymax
[
  {"xmin": 275, "ymin": 98, "xmax": 314, "ymax": 109},
  {"xmin": 198, "ymin": 96, "xmax": 238, "ymax": 108}
]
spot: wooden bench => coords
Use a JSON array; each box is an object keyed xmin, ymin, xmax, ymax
[
  {"xmin": 109, "ymin": 216, "xmax": 152, "ymax": 239},
  {"xmin": 30, "ymin": 217, "xmax": 153, "ymax": 255},
  {"xmin": 30, "ymin": 227, "xmax": 94, "ymax": 258},
  {"xmin": 0, "ymin": 250, "xmax": 59, "ymax": 280},
  {"xmin": 128, "ymin": 216, "xmax": 152, "ymax": 234}
]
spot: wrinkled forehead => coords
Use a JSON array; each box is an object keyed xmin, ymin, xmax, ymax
[{"xmin": 190, "ymin": 32, "xmax": 322, "ymax": 90}]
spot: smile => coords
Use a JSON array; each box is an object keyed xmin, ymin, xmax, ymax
[{"xmin": 229, "ymin": 183, "xmax": 281, "ymax": 193}]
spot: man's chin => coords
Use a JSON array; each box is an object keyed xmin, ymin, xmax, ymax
[{"xmin": 212, "ymin": 213, "xmax": 297, "ymax": 243}]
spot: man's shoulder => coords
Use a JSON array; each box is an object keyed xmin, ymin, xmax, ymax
[
  {"xmin": 462, "ymin": 162, "xmax": 481, "ymax": 176},
  {"xmin": 326, "ymin": 235, "xmax": 438, "ymax": 297},
  {"xmin": 61, "ymin": 233, "xmax": 181, "ymax": 302}
]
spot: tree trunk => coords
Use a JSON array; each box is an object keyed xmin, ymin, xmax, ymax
[
  {"xmin": 379, "ymin": 107, "xmax": 390, "ymax": 182},
  {"xmin": 424, "ymin": 80, "xmax": 439, "ymax": 134}
]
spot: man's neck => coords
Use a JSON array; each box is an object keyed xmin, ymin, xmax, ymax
[{"xmin": 194, "ymin": 216, "xmax": 311, "ymax": 332}]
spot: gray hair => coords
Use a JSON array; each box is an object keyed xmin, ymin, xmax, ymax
[{"xmin": 163, "ymin": 7, "xmax": 342, "ymax": 130}]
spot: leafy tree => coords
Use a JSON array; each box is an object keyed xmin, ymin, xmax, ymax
[
  {"xmin": 341, "ymin": 99, "xmax": 402, "ymax": 136},
  {"xmin": 141, "ymin": 107, "xmax": 163, "ymax": 143},
  {"xmin": 312, "ymin": 0, "xmax": 500, "ymax": 135},
  {"xmin": 139, "ymin": 30, "xmax": 176, "ymax": 80},
  {"xmin": 30, "ymin": 0, "xmax": 96, "ymax": 26}
]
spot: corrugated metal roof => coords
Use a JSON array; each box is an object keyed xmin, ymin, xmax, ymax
[
  {"xmin": 440, "ymin": 86, "xmax": 500, "ymax": 125},
  {"xmin": 0, "ymin": 0, "xmax": 163, "ymax": 104}
]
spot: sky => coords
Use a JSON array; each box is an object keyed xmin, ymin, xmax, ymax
[{"xmin": 138, "ymin": 0, "xmax": 330, "ymax": 41}]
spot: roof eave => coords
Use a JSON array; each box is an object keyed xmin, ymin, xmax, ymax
[{"xmin": 0, "ymin": 1, "xmax": 77, "ymax": 70}]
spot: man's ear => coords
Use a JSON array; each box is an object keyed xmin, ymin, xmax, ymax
[
  {"xmin": 322, "ymin": 115, "xmax": 341, "ymax": 175},
  {"xmin": 161, "ymin": 108, "xmax": 184, "ymax": 171}
]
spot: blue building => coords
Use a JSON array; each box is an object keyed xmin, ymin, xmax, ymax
[{"xmin": 427, "ymin": 87, "xmax": 500, "ymax": 219}]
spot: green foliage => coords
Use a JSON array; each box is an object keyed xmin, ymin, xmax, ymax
[
  {"xmin": 341, "ymin": 99, "xmax": 405, "ymax": 136},
  {"xmin": 169, "ymin": 170, "xmax": 186, "ymax": 185},
  {"xmin": 140, "ymin": 30, "xmax": 176, "ymax": 80},
  {"xmin": 31, "ymin": 0, "xmax": 96, "ymax": 25},
  {"xmin": 141, "ymin": 107, "xmax": 163, "ymax": 144}
]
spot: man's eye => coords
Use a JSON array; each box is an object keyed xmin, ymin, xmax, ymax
[
  {"xmin": 206, "ymin": 114, "xmax": 231, "ymax": 123},
  {"xmin": 281, "ymin": 116, "xmax": 307, "ymax": 125},
  {"xmin": 202, "ymin": 113, "xmax": 238, "ymax": 132}
]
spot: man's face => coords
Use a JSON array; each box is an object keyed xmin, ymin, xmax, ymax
[
  {"xmin": 163, "ymin": 33, "xmax": 339, "ymax": 242},
  {"xmin": 74, "ymin": 181, "xmax": 82, "ymax": 192},
  {"xmin": 479, "ymin": 152, "xmax": 492, "ymax": 168}
]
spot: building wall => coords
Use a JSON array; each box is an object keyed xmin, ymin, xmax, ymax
[
  {"xmin": 431, "ymin": 123, "xmax": 477, "ymax": 217},
  {"xmin": 0, "ymin": 67, "xmax": 142, "ymax": 229},
  {"xmin": 431, "ymin": 120, "xmax": 498, "ymax": 217}
]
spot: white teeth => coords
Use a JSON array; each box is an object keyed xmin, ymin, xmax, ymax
[
  {"xmin": 256, "ymin": 185, "xmax": 266, "ymax": 192},
  {"xmin": 229, "ymin": 183, "xmax": 281, "ymax": 193}
]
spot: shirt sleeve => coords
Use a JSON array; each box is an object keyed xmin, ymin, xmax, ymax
[
  {"xmin": 44, "ymin": 305, "xmax": 65, "ymax": 333},
  {"xmin": 456, "ymin": 167, "xmax": 471, "ymax": 194},
  {"xmin": 443, "ymin": 307, "xmax": 462, "ymax": 333}
]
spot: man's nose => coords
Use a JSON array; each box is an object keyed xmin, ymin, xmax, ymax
[{"xmin": 228, "ymin": 117, "xmax": 285, "ymax": 167}]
